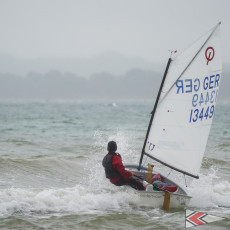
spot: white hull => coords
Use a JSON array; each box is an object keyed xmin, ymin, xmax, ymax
[
  {"xmin": 126, "ymin": 186, "xmax": 191, "ymax": 209},
  {"xmin": 125, "ymin": 164, "xmax": 191, "ymax": 209}
]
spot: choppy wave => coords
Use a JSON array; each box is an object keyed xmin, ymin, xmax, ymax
[
  {"xmin": 1, "ymin": 177, "xmax": 230, "ymax": 218},
  {"xmin": 189, "ymin": 168, "xmax": 230, "ymax": 209},
  {"xmin": 0, "ymin": 156, "xmax": 86, "ymax": 189},
  {"xmin": 0, "ymin": 185, "xmax": 138, "ymax": 216},
  {"xmin": 0, "ymin": 100, "xmax": 230, "ymax": 229}
]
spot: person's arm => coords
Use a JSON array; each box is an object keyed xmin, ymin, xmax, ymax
[{"xmin": 112, "ymin": 155, "xmax": 133, "ymax": 180}]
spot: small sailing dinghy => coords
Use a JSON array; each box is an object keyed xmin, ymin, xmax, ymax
[{"xmin": 125, "ymin": 22, "xmax": 222, "ymax": 209}]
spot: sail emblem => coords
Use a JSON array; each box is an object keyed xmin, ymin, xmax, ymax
[
  {"xmin": 205, "ymin": 47, "xmax": 215, "ymax": 65},
  {"xmin": 147, "ymin": 141, "xmax": 155, "ymax": 151}
]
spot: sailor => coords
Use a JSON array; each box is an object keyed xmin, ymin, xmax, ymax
[{"xmin": 102, "ymin": 141, "xmax": 145, "ymax": 190}]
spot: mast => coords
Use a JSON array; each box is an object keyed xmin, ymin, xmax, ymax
[{"xmin": 138, "ymin": 58, "xmax": 172, "ymax": 170}]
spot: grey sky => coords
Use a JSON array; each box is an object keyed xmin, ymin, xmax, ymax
[{"xmin": 0, "ymin": 0, "xmax": 229, "ymax": 64}]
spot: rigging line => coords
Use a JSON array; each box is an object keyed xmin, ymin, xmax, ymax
[
  {"xmin": 158, "ymin": 23, "xmax": 220, "ymax": 106},
  {"xmin": 174, "ymin": 23, "xmax": 218, "ymax": 61},
  {"xmin": 167, "ymin": 169, "xmax": 173, "ymax": 178},
  {"xmin": 184, "ymin": 174, "xmax": 188, "ymax": 187}
]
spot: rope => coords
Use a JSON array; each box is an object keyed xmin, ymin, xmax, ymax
[
  {"xmin": 184, "ymin": 174, "xmax": 188, "ymax": 187},
  {"xmin": 167, "ymin": 169, "xmax": 173, "ymax": 178}
]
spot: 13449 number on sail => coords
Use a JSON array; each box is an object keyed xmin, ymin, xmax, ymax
[{"xmin": 189, "ymin": 105, "xmax": 215, "ymax": 123}]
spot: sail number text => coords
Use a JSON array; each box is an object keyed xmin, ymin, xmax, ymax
[
  {"xmin": 176, "ymin": 74, "xmax": 220, "ymax": 94},
  {"xmin": 192, "ymin": 90, "xmax": 218, "ymax": 107},
  {"xmin": 189, "ymin": 105, "xmax": 215, "ymax": 123},
  {"xmin": 175, "ymin": 73, "xmax": 221, "ymax": 123}
]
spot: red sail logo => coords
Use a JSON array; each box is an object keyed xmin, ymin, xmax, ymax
[{"xmin": 205, "ymin": 47, "xmax": 215, "ymax": 65}]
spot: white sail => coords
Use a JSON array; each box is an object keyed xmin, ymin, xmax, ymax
[{"xmin": 145, "ymin": 23, "xmax": 222, "ymax": 178}]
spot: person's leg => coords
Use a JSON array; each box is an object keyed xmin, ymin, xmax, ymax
[
  {"xmin": 113, "ymin": 177, "xmax": 127, "ymax": 186},
  {"xmin": 126, "ymin": 177, "xmax": 145, "ymax": 190},
  {"xmin": 114, "ymin": 177, "xmax": 145, "ymax": 190}
]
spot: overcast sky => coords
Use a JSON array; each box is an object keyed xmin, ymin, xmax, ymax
[{"xmin": 0, "ymin": 0, "xmax": 229, "ymax": 64}]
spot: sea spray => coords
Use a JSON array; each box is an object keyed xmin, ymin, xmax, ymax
[
  {"xmin": 0, "ymin": 185, "xmax": 140, "ymax": 217},
  {"xmin": 188, "ymin": 166, "xmax": 230, "ymax": 208}
]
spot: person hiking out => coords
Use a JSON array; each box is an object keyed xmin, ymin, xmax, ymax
[{"xmin": 102, "ymin": 141, "xmax": 145, "ymax": 190}]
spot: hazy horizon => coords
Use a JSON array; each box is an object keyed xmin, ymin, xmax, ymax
[
  {"xmin": 0, "ymin": 0, "xmax": 229, "ymax": 99},
  {"xmin": 0, "ymin": 51, "xmax": 162, "ymax": 77},
  {"xmin": 0, "ymin": 0, "xmax": 229, "ymax": 63}
]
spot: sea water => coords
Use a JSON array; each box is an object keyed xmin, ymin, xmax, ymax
[{"xmin": 0, "ymin": 100, "xmax": 229, "ymax": 229}]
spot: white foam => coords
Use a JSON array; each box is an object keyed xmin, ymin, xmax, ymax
[
  {"xmin": 188, "ymin": 167, "xmax": 230, "ymax": 208},
  {"xmin": 0, "ymin": 185, "xmax": 138, "ymax": 216}
]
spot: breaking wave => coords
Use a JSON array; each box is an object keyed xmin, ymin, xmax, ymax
[
  {"xmin": 189, "ymin": 167, "xmax": 230, "ymax": 209},
  {"xmin": 0, "ymin": 185, "xmax": 138, "ymax": 217}
]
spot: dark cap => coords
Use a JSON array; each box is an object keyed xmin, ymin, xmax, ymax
[{"xmin": 107, "ymin": 141, "xmax": 117, "ymax": 153}]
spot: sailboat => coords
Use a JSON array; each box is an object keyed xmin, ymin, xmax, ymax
[{"xmin": 125, "ymin": 22, "xmax": 222, "ymax": 209}]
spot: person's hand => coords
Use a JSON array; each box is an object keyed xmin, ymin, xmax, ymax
[{"xmin": 131, "ymin": 171, "xmax": 135, "ymax": 176}]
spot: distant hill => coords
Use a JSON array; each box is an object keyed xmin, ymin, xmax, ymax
[
  {"xmin": 0, "ymin": 52, "xmax": 161, "ymax": 77},
  {"xmin": 0, "ymin": 52, "xmax": 229, "ymax": 100},
  {"xmin": 0, "ymin": 69, "xmax": 162, "ymax": 99},
  {"xmin": 0, "ymin": 69, "xmax": 229, "ymax": 100},
  {"xmin": 219, "ymin": 71, "xmax": 230, "ymax": 100}
]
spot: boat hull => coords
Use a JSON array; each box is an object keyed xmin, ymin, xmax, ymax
[
  {"xmin": 126, "ymin": 186, "xmax": 191, "ymax": 209},
  {"xmin": 125, "ymin": 164, "xmax": 192, "ymax": 209}
]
